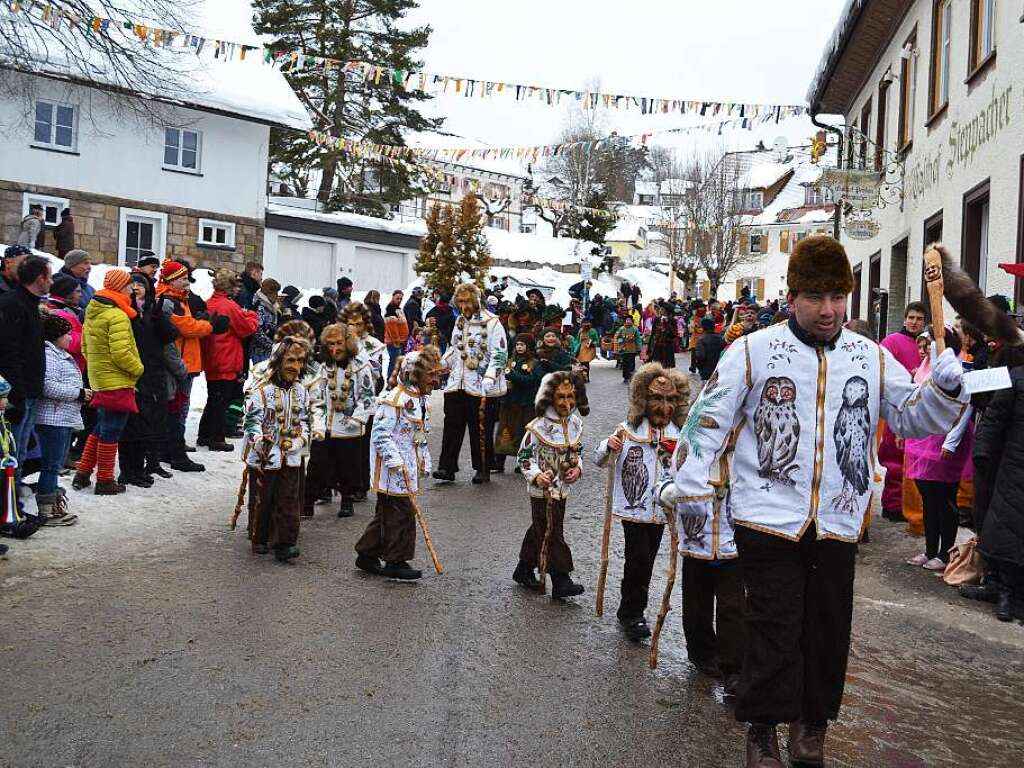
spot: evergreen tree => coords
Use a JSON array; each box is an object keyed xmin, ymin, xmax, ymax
[
  {"xmin": 253, "ymin": 0, "xmax": 441, "ymax": 217},
  {"xmin": 415, "ymin": 197, "xmax": 491, "ymax": 292}
]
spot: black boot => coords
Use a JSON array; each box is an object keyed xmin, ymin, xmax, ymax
[
  {"xmin": 512, "ymin": 560, "xmax": 540, "ymax": 591},
  {"xmin": 353, "ymin": 491, "xmax": 368, "ymax": 502},
  {"xmin": 996, "ymin": 589, "xmax": 1015, "ymax": 622},
  {"xmin": 432, "ymin": 469, "xmax": 455, "ymax": 482},
  {"xmin": 550, "ymin": 571, "xmax": 584, "ymax": 599},
  {"xmin": 355, "ymin": 553, "xmax": 382, "ymax": 575},
  {"xmin": 620, "ymin": 617, "xmax": 652, "ymax": 642},
  {"xmin": 338, "ymin": 497, "xmax": 354, "ymax": 518},
  {"xmin": 959, "ymin": 580, "xmax": 1001, "ymax": 603},
  {"xmin": 471, "ymin": 470, "xmax": 490, "ymax": 484},
  {"xmin": 274, "ymin": 544, "xmax": 300, "ymax": 562},
  {"xmin": 382, "ymin": 561, "xmax": 422, "ymax": 580},
  {"xmin": 147, "ymin": 464, "xmax": 173, "ymax": 479},
  {"xmin": 302, "ymin": 497, "xmax": 315, "ymax": 517}
]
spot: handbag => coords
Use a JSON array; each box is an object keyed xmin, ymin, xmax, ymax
[{"xmin": 942, "ymin": 536, "xmax": 983, "ymax": 586}]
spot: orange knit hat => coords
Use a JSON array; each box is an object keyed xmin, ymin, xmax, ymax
[{"xmin": 103, "ymin": 268, "xmax": 132, "ymax": 291}]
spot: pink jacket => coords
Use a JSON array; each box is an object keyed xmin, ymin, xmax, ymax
[{"xmin": 46, "ymin": 300, "xmax": 85, "ymax": 373}]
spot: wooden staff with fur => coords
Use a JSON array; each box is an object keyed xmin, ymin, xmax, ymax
[
  {"xmin": 924, "ymin": 246, "xmax": 947, "ymax": 353},
  {"xmin": 401, "ymin": 466, "xmax": 444, "ymax": 575},
  {"xmin": 649, "ymin": 510, "xmax": 679, "ymax": 669}
]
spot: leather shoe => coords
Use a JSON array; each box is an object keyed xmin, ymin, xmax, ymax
[
  {"xmin": 958, "ymin": 580, "xmax": 1000, "ymax": 603},
  {"xmin": 355, "ymin": 554, "xmax": 382, "ymax": 575},
  {"xmin": 550, "ymin": 571, "xmax": 585, "ymax": 599},
  {"xmin": 171, "ymin": 458, "xmax": 206, "ymax": 472},
  {"xmin": 338, "ymin": 497, "xmax": 354, "ymax": 518},
  {"xmin": 432, "ymin": 469, "xmax": 455, "ymax": 482},
  {"xmin": 788, "ymin": 721, "xmax": 827, "ymax": 767},
  {"xmin": 471, "ymin": 470, "xmax": 490, "ymax": 484},
  {"xmin": 745, "ymin": 724, "xmax": 783, "ymax": 768},
  {"xmin": 206, "ymin": 441, "xmax": 234, "ymax": 452},
  {"xmin": 382, "ymin": 561, "xmax": 422, "ymax": 580},
  {"xmin": 620, "ymin": 617, "xmax": 652, "ymax": 642},
  {"xmin": 996, "ymin": 590, "xmax": 1014, "ymax": 622}
]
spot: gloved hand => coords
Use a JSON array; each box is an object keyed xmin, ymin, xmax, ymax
[
  {"xmin": 657, "ymin": 480, "xmax": 681, "ymax": 508},
  {"xmin": 930, "ymin": 344, "xmax": 964, "ymax": 395},
  {"xmin": 210, "ymin": 314, "xmax": 230, "ymax": 334}
]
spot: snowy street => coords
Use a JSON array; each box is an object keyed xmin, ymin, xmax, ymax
[{"xmin": 2, "ymin": 361, "xmax": 1021, "ymax": 767}]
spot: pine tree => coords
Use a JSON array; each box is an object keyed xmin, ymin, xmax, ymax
[{"xmin": 253, "ymin": 0, "xmax": 441, "ymax": 217}]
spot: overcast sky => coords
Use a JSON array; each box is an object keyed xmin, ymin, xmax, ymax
[
  {"xmin": 210, "ymin": 0, "xmax": 850, "ymax": 153},
  {"xmin": 403, "ymin": 0, "xmax": 849, "ymax": 151}
]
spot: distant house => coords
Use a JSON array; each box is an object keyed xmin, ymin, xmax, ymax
[
  {"xmin": 633, "ymin": 178, "xmax": 692, "ymax": 208},
  {"xmin": 0, "ymin": 43, "xmax": 310, "ymax": 269}
]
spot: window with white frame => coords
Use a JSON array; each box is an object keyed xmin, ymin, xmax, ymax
[
  {"xmin": 22, "ymin": 193, "xmax": 69, "ymax": 227},
  {"xmin": 33, "ymin": 100, "xmax": 77, "ymax": 150},
  {"xmin": 118, "ymin": 208, "xmax": 167, "ymax": 267},
  {"xmin": 197, "ymin": 218, "xmax": 236, "ymax": 248},
  {"xmin": 163, "ymin": 127, "xmax": 201, "ymax": 172},
  {"xmin": 804, "ymin": 185, "xmax": 833, "ymax": 206}
]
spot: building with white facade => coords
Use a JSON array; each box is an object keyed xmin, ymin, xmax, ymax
[
  {"xmin": 808, "ymin": 0, "xmax": 1021, "ymax": 334},
  {"xmin": 0, "ymin": 51, "xmax": 310, "ymax": 269}
]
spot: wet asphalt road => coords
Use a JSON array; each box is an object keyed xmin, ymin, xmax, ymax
[{"xmin": 2, "ymin": 358, "xmax": 1023, "ymax": 768}]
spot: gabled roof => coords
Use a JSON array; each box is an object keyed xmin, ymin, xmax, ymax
[{"xmin": 0, "ymin": 6, "xmax": 311, "ymax": 130}]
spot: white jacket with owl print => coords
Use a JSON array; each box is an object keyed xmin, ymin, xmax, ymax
[
  {"xmin": 593, "ymin": 419, "xmax": 682, "ymax": 525},
  {"xmin": 660, "ymin": 319, "xmax": 969, "ymax": 543}
]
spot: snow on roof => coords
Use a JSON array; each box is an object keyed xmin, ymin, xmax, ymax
[
  {"xmin": 614, "ymin": 204, "xmax": 673, "ymax": 224},
  {"xmin": 739, "ymin": 161, "xmax": 796, "ymax": 190},
  {"xmin": 267, "ymin": 202, "xmax": 597, "ymax": 269},
  {"xmin": 606, "ymin": 220, "xmax": 645, "ymax": 244},
  {"xmin": 1, "ymin": 3, "xmax": 311, "ymax": 131}
]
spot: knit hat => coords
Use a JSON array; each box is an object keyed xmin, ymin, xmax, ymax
[
  {"xmin": 42, "ymin": 312, "xmax": 72, "ymax": 342},
  {"xmin": 137, "ymin": 253, "xmax": 160, "ymax": 269},
  {"xmin": 4, "ymin": 244, "xmax": 31, "ymax": 260},
  {"xmin": 308, "ymin": 295, "xmax": 326, "ymax": 310},
  {"xmin": 787, "ymin": 235, "xmax": 854, "ymax": 296},
  {"xmin": 0, "ymin": 374, "xmax": 9, "ymax": 398},
  {"xmin": 161, "ymin": 260, "xmax": 188, "ymax": 282},
  {"xmin": 49, "ymin": 273, "xmax": 79, "ymax": 299},
  {"xmin": 514, "ymin": 332, "xmax": 535, "ymax": 349},
  {"xmin": 103, "ymin": 268, "xmax": 132, "ymax": 291},
  {"xmin": 281, "ymin": 285, "xmax": 301, "ymax": 302},
  {"xmin": 64, "ymin": 249, "xmax": 90, "ymax": 269}
]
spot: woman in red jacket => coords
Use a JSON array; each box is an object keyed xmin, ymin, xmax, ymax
[{"xmin": 198, "ymin": 269, "xmax": 258, "ymax": 451}]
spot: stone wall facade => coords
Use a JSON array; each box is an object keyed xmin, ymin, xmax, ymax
[{"xmin": 1, "ymin": 180, "xmax": 264, "ymax": 271}]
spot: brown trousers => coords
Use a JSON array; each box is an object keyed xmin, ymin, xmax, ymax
[
  {"xmin": 248, "ymin": 466, "xmax": 301, "ymax": 550},
  {"xmin": 355, "ymin": 494, "xmax": 416, "ymax": 563},
  {"xmin": 518, "ymin": 496, "xmax": 574, "ymax": 574}
]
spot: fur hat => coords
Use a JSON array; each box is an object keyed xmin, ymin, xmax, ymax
[
  {"xmin": 213, "ymin": 268, "xmax": 239, "ymax": 293},
  {"xmin": 513, "ymin": 332, "xmax": 535, "ymax": 349},
  {"xmin": 42, "ymin": 312, "xmax": 72, "ymax": 342},
  {"xmin": 103, "ymin": 268, "xmax": 132, "ymax": 291},
  {"xmin": 787, "ymin": 235, "xmax": 854, "ymax": 296}
]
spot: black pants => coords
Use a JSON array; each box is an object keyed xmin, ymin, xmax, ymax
[
  {"xmin": 305, "ymin": 437, "xmax": 363, "ymax": 500},
  {"xmin": 681, "ymin": 557, "xmax": 746, "ymax": 676},
  {"xmin": 198, "ymin": 380, "xmax": 238, "ymax": 443},
  {"xmin": 439, "ymin": 391, "xmax": 499, "ymax": 474},
  {"xmin": 915, "ymin": 479, "xmax": 959, "ymax": 562},
  {"xmin": 620, "ymin": 353, "xmax": 637, "ymax": 380},
  {"xmin": 618, "ymin": 521, "xmax": 664, "ymax": 622},
  {"xmin": 734, "ymin": 523, "xmax": 856, "ymax": 726},
  {"xmin": 356, "ymin": 417, "xmax": 373, "ymax": 494}
]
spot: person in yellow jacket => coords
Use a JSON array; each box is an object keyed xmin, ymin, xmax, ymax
[
  {"xmin": 154, "ymin": 260, "xmax": 225, "ymax": 472},
  {"xmin": 73, "ymin": 269, "xmax": 144, "ymax": 495}
]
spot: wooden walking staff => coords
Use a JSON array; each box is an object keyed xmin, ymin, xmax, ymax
[
  {"xmin": 538, "ymin": 490, "xmax": 554, "ymax": 596},
  {"xmin": 478, "ymin": 396, "xmax": 488, "ymax": 474},
  {"xmin": 401, "ymin": 466, "xmax": 444, "ymax": 575},
  {"xmin": 649, "ymin": 510, "xmax": 680, "ymax": 670},
  {"xmin": 595, "ymin": 429, "xmax": 624, "ymax": 617},
  {"xmin": 923, "ymin": 246, "xmax": 947, "ymax": 353}
]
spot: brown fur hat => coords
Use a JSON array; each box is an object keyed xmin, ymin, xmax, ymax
[
  {"xmin": 535, "ymin": 370, "xmax": 589, "ymax": 417},
  {"xmin": 275, "ymin": 319, "xmax": 315, "ymax": 343},
  {"xmin": 213, "ymin": 268, "xmax": 239, "ymax": 294},
  {"xmin": 786, "ymin": 235, "xmax": 854, "ymax": 296}
]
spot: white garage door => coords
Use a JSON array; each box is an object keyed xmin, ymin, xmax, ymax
[
  {"xmin": 271, "ymin": 236, "xmax": 335, "ymax": 289},
  {"xmin": 349, "ymin": 246, "xmax": 407, "ymax": 295}
]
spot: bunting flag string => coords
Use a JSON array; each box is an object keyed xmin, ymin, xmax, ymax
[
  {"xmin": 311, "ymin": 131, "xmax": 618, "ymax": 221},
  {"xmin": 305, "ymin": 114, "xmax": 769, "ymax": 170},
  {"xmin": 274, "ymin": 53, "xmax": 808, "ymax": 121},
  {"xmin": 4, "ymin": 4, "xmax": 809, "ymax": 120}
]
